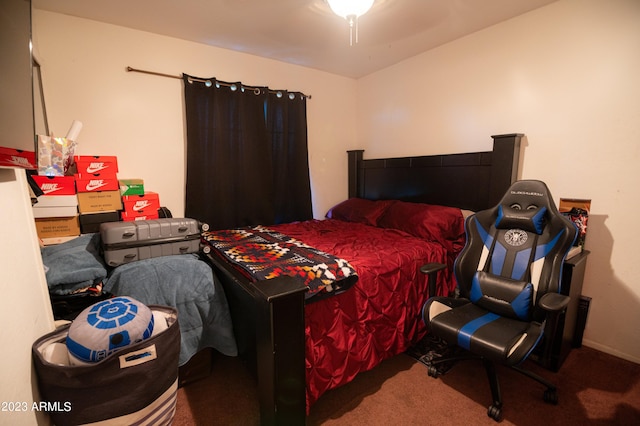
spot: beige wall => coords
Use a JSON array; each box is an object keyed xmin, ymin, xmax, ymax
[
  {"xmin": 358, "ymin": 0, "xmax": 640, "ymax": 363},
  {"xmin": 33, "ymin": 0, "xmax": 640, "ymax": 364},
  {"xmin": 32, "ymin": 10, "xmax": 358, "ymax": 220}
]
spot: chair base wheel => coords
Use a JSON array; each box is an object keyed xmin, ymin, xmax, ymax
[
  {"xmin": 487, "ymin": 404, "xmax": 502, "ymax": 422},
  {"xmin": 543, "ymin": 388, "xmax": 558, "ymax": 405},
  {"xmin": 427, "ymin": 365, "xmax": 440, "ymax": 377}
]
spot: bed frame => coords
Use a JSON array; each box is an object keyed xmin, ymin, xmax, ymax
[{"xmin": 205, "ymin": 133, "xmax": 523, "ymax": 425}]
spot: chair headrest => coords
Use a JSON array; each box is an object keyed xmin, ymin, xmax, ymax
[
  {"xmin": 498, "ymin": 180, "xmax": 555, "ymax": 212},
  {"xmin": 495, "ymin": 205, "xmax": 547, "ymax": 234},
  {"xmin": 492, "ymin": 180, "xmax": 563, "ymax": 235}
]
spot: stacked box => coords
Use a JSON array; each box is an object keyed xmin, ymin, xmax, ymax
[
  {"xmin": 32, "ymin": 175, "xmax": 76, "ymax": 196},
  {"xmin": 77, "ymin": 191, "xmax": 123, "ymax": 214},
  {"xmin": 121, "ymin": 192, "xmax": 160, "ymax": 221},
  {"xmin": 75, "ymin": 173, "xmax": 120, "ymax": 193},
  {"xmin": 35, "ymin": 216, "xmax": 81, "ymax": 240},
  {"xmin": 74, "ymin": 156, "xmax": 123, "ymax": 231},
  {"xmin": 32, "ymin": 195, "xmax": 78, "ymax": 218},
  {"xmin": 0, "ymin": 146, "xmax": 37, "ymax": 169},
  {"xmin": 32, "ymin": 175, "xmax": 80, "ymax": 240},
  {"xmin": 119, "ymin": 178, "xmax": 145, "ymax": 196},
  {"xmin": 78, "ymin": 211, "xmax": 121, "ymax": 234},
  {"xmin": 74, "ymin": 155, "xmax": 119, "ymax": 176}
]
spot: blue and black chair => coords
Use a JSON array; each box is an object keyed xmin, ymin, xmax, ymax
[{"xmin": 421, "ymin": 180, "xmax": 577, "ymax": 421}]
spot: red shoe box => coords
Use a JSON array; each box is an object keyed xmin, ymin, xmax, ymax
[
  {"xmin": 121, "ymin": 212, "xmax": 160, "ymax": 222},
  {"xmin": 74, "ymin": 155, "xmax": 118, "ymax": 175},
  {"xmin": 122, "ymin": 192, "xmax": 160, "ymax": 219},
  {"xmin": 32, "ymin": 175, "xmax": 77, "ymax": 195},
  {"xmin": 75, "ymin": 173, "xmax": 120, "ymax": 193},
  {"xmin": 0, "ymin": 146, "xmax": 36, "ymax": 169}
]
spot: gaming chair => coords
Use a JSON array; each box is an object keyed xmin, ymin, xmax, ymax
[{"xmin": 421, "ymin": 180, "xmax": 577, "ymax": 421}]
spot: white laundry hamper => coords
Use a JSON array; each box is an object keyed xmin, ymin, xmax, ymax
[{"xmin": 32, "ymin": 303, "xmax": 180, "ymax": 426}]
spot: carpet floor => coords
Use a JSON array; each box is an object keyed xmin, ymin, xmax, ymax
[{"xmin": 174, "ymin": 345, "xmax": 640, "ymax": 425}]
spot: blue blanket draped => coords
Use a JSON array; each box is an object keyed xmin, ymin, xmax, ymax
[{"xmin": 41, "ymin": 236, "xmax": 237, "ymax": 366}]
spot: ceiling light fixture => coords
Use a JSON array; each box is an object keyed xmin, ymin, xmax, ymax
[{"xmin": 327, "ymin": 0, "xmax": 375, "ymax": 46}]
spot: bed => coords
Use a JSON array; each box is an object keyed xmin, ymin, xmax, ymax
[{"xmin": 202, "ymin": 133, "xmax": 523, "ymax": 424}]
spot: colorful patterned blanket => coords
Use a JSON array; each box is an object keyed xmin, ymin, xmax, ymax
[{"xmin": 202, "ymin": 226, "xmax": 358, "ymax": 300}]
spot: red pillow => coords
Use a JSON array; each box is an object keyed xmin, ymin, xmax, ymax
[
  {"xmin": 326, "ymin": 198, "xmax": 396, "ymax": 226},
  {"xmin": 377, "ymin": 201, "xmax": 465, "ymax": 252}
]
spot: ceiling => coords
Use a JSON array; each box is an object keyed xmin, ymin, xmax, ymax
[{"xmin": 33, "ymin": 0, "xmax": 557, "ymax": 79}]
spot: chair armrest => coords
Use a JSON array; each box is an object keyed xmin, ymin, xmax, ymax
[
  {"xmin": 420, "ymin": 262, "xmax": 447, "ymax": 275},
  {"xmin": 420, "ymin": 262, "xmax": 447, "ymax": 298},
  {"xmin": 538, "ymin": 292, "xmax": 570, "ymax": 313},
  {"xmin": 538, "ymin": 292, "xmax": 570, "ymax": 365}
]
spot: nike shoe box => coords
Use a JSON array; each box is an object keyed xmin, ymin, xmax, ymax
[
  {"xmin": 31, "ymin": 175, "xmax": 77, "ymax": 195},
  {"xmin": 33, "ymin": 195, "xmax": 79, "ymax": 218},
  {"xmin": 73, "ymin": 155, "xmax": 119, "ymax": 176},
  {"xmin": 0, "ymin": 146, "xmax": 36, "ymax": 169},
  {"xmin": 77, "ymin": 190, "xmax": 123, "ymax": 213},
  {"xmin": 121, "ymin": 211, "xmax": 159, "ymax": 222},
  {"xmin": 75, "ymin": 173, "xmax": 120, "ymax": 193},
  {"xmin": 122, "ymin": 192, "xmax": 160, "ymax": 221}
]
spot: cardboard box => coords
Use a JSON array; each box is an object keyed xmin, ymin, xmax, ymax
[
  {"xmin": 75, "ymin": 173, "xmax": 120, "ymax": 193},
  {"xmin": 77, "ymin": 191, "xmax": 123, "ymax": 213},
  {"xmin": 32, "ymin": 206, "xmax": 79, "ymax": 219},
  {"xmin": 33, "ymin": 195, "xmax": 78, "ymax": 208},
  {"xmin": 31, "ymin": 175, "xmax": 77, "ymax": 195},
  {"xmin": 40, "ymin": 236, "xmax": 80, "ymax": 246},
  {"xmin": 74, "ymin": 155, "xmax": 119, "ymax": 175},
  {"xmin": 33, "ymin": 194, "xmax": 79, "ymax": 218},
  {"xmin": 121, "ymin": 212, "xmax": 160, "ymax": 222},
  {"xmin": 35, "ymin": 216, "xmax": 80, "ymax": 239},
  {"xmin": 119, "ymin": 179, "xmax": 145, "ymax": 196},
  {"xmin": 79, "ymin": 211, "xmax": 121, "ymax": 234},
  {"xmin": 122, "ymin": 192, "xmax": 160, "ymax": 217},
  {"xmin": 0, "ymin": 146, "xmax": 36, "ymax": 169}
]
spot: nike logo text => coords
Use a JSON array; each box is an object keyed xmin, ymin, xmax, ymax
[
  {"xmin": 85, "ymin": 180, "xmax": 108, "ymax": 191},
  {"xmin": 133, "ymin": 201, "xmax": 152, "ymax": 212},
  {"xmin": 86, "ymin": 162, "xmax": 109, "ymax": 173},
  {"xmin": 40, "ymin": 183, "xmax": 62, "ymax": 194}
]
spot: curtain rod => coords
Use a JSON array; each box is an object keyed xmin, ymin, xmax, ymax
[{"xmin": 126, "ymin": 66, "xmax": 311, "ymax": 99}]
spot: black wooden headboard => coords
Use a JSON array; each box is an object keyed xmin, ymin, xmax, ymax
[{"xmin": 347, "ymin": 133, "xmax": 523, "ymax": 212}]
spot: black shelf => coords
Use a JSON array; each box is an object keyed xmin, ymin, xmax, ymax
[{"xmin": 531, "ymin": 250, "xmax": 590, "ymax": 371}]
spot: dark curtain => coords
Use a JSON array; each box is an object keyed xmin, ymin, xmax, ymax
[
  {"xmin": 267, "ymin": 91, "xmax": 313, "ymax": 224},
  {"xmin": 183, "ymin": 75, "xmax": 312, "ymax": 230}
]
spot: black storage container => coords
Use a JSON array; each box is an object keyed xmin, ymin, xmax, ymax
[{"xmin": 32, "ymin": 305, "xmax": 180, "ymax": 426}]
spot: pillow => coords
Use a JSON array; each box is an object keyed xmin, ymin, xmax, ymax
[
  {"xmin": 470, "ymin": 271, "xmax": 533, "ymax": 321},
  {"xmin": 377, "ymin": 201, "xmax": 465, "ymax": 252},
  {"xmin": 325, "ymin": 198, "xmax": 396, "ymax": 226},
  {"xmin": 495, "ymin": 205, "xmax": 547, "ymax": 235}
]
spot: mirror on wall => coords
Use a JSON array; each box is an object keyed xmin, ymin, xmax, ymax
[
  {"xmin": 0, "ymin": 0, "xmax": 36, "ymax": 154},
  {"xmin": 33, "ymin": 57, "xmax": 49, "ymax": 137}
]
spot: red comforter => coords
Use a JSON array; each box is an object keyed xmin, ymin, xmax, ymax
[{"xmin": 270, "ymin": 219, "xmax": 457, "ymax": 409}]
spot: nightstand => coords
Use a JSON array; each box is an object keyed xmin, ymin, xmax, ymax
[{"xmin": 531, "ymin": 250, "xmax": 590, "ymax": 371}]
